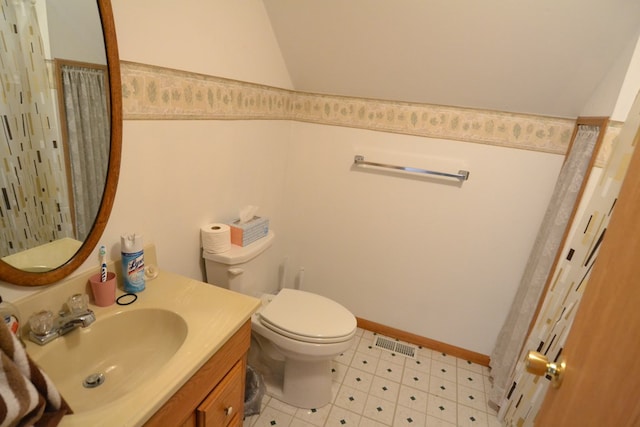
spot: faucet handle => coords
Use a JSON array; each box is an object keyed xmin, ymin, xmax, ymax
[
  {"xmin": 67, "ymin": 293, "xmax": 89, "ymax": 314},
  {"xmin": 29, "ymin": 310, "xmax": 54, "ymax": 335}
]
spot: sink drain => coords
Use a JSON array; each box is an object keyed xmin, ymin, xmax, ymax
[{"xmin": 83, "ymin": 373, "xmax": 105, "ymax": 388}]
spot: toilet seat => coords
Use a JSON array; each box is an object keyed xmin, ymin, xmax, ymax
[{"xmin": 258, "ymin": 289, "xmax": 356, "ymax": 344}]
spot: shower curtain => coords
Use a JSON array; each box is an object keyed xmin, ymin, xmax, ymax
[
  {"xmin": 0, "ymin": 0, "xmax": 70, "ymax": 256},
  {"xmin": 488, "ymin": 125, "xmax": 600, "ymax": 407},
  {"xmin": 60, "ymin": 64, "xmax": 110, "ymax": 241}
]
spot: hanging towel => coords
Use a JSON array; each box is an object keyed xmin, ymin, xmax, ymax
[{"xmin": 0, "ymin": 322, "xmax": 71, "ymax": 427}]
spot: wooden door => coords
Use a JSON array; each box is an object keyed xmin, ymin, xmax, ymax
[{"xmin": 535, "ymin": 118, "xmax": 640, "ymax": 425}]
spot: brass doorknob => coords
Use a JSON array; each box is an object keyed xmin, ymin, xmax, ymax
[{"xmin": 525, "ymin": 350, "xmax": 566, "ymax": 388}]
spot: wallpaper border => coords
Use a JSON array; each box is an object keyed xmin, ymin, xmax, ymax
[{"xmin": 120, "ymin": 61, "xmax": 589, "ymax": 155}]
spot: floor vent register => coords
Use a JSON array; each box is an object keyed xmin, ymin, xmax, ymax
[{"xmin": 373, "ymin": 335, "xmax": 418, "ymax": 359}]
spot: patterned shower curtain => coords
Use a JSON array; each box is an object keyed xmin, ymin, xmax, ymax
[
  {"xmin": 0, "ymin": 0, "xmax": 71, "ymax": 257},
  {"xmin": 499, "ymin": 107, "xmax": 638, "ymax": 424}
]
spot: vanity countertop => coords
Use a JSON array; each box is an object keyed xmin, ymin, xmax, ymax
[{"xmin": 13, "ymin": 246, "xmax": 261, "ymax": 427}]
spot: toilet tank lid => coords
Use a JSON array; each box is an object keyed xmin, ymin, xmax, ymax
[{"xmin": 203, "ymin": 230, "xmax": 274, "ymax": 265}]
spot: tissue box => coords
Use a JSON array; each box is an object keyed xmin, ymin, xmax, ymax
[{"xmin": 229, "ymin": 216, "xmax": 269, "ymax": 246}]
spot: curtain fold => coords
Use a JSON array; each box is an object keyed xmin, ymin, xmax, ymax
[
  {"xmin": 60, "ymin": 65, "xmax": 110, "ymax": 241},
  {"xmin": 488, "ymin": 125, "xmax": 600, "ymax": 408}
]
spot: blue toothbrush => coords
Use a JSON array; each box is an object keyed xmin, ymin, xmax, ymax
[{"xmin": 99, "ymin": 245, "xmax": 107, "ymax": 282}]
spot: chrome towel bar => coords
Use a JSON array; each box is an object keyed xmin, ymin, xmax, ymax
[{"xmin": 353, "ymin": 155, "xmax": 470, "ymax": 181}]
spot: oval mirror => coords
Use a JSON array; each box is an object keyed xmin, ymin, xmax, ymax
[{"xmin": 0, "ymin": 0, "xmax": 121, "ymax": 286}]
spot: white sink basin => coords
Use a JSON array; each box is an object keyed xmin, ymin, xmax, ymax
[{"xmin": 30, "ymin": 308, "xmax": 187, "ymax": 412}]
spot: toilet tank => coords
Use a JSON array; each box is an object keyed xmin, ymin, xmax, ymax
[{"xmin": 203, "ymin": 230, "xmax": 275, "ymax": 296}]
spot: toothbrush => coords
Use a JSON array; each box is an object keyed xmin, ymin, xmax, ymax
[{"xmin": 99, "ymin": 245, "xmax": 107, "ymax": 282}]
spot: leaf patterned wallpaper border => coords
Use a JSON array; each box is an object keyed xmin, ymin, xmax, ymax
[{"xmin": 120, "ymin": 61, "xmax": 620, "ymax": 159}]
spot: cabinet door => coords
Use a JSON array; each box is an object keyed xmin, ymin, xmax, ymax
[{"xmin": 197, "ymin": 360, "xmax": 244, "ymax": 427}]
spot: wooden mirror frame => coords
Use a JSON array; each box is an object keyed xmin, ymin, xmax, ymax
[{"xmin": 0, "ymin": 0, "xmax": 122, "ymax": 286}]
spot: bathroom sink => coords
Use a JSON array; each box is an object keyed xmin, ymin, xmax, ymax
[
  {"xmin": 14, "ymin": 251, "xmax": 262, "ymax": 426},
  {"xmin": 29, "ymin": 308, "xmax": 188, "ymax": 413}
]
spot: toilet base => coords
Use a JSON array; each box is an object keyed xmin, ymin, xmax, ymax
[
  {"xmin": 249, "ymin": 336, "xmax": 334, "ymax": 409},
  {"xmin": 282, "ymin": 358, "xmax": 332, "ymax": 408}
]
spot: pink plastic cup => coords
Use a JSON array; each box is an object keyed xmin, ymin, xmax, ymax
[{"xmin": 89, "ymin": 272, "xmax": 116, "ymax": 307}]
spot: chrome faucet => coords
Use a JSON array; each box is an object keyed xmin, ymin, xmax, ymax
[
  {"xmin": 28, "ymin": 294, "xmax": 96, "ymax": 345},
  {"xmin": 56, "ymin": 309, "xmax": 96, "ymax": 334}
]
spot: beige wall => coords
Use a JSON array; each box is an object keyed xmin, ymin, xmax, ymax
[
  {"xmin": 111, "ymin": 0, "xmax": 293, "ymax": 89},
  {"xmin": 107, "ymin": 0, "xmax": 564, "ymax": 355},
  {"xmin": 280, "ymin": 124, "xmax": 563, "ymax": 353},
  {"xmin": 100, "ymin": 0, "xmax": 293, "ymax": 289}
]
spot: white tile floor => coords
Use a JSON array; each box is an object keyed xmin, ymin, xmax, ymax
[{"xmin": 244, "ymin": 328, "xmax": 502, "ymax": 427}]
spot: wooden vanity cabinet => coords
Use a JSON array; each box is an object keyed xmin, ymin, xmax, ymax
[
  {"xmin": 196, "ymin": 360, "xmax": 244, "ymax": 426},
  {"xmin": 144, "ymin": 320, "xmax": 251, "ymax": 427}
]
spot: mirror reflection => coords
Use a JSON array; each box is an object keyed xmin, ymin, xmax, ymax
[{"xmin": 0, "ymin": 0, "xmax": 109, "ymax": 272}]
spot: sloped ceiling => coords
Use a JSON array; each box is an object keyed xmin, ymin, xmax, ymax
[{"xmin": 263, "ymin": 0, "xmax": 640, "ymax": 118}]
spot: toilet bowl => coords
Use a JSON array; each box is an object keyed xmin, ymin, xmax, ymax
[
  {"xmin": 202, "ymin": 231, "xmax": 357, "ymax": 408},
  {"xmin": 251, "ymin": 289, "xmax": 356, "ymax": 408}
]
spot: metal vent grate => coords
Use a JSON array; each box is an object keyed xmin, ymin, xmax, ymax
[{"xmin": 373, "ymin": 336, "xmax": 418, "ymax": 359}]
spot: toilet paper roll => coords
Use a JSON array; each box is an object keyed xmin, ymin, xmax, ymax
[{"xmin": 201, "ymin": 223, "xmax": 231, "ymax": 253}]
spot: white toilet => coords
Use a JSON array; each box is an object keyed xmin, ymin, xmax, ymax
[{"xmin": 202, "ymin": 231, "xmax": 357, "ymax": 408}]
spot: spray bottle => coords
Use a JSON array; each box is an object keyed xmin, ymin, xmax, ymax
[{"xmin": 121, "ymin": 233, "xmax": 145, "ymax": 293}]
